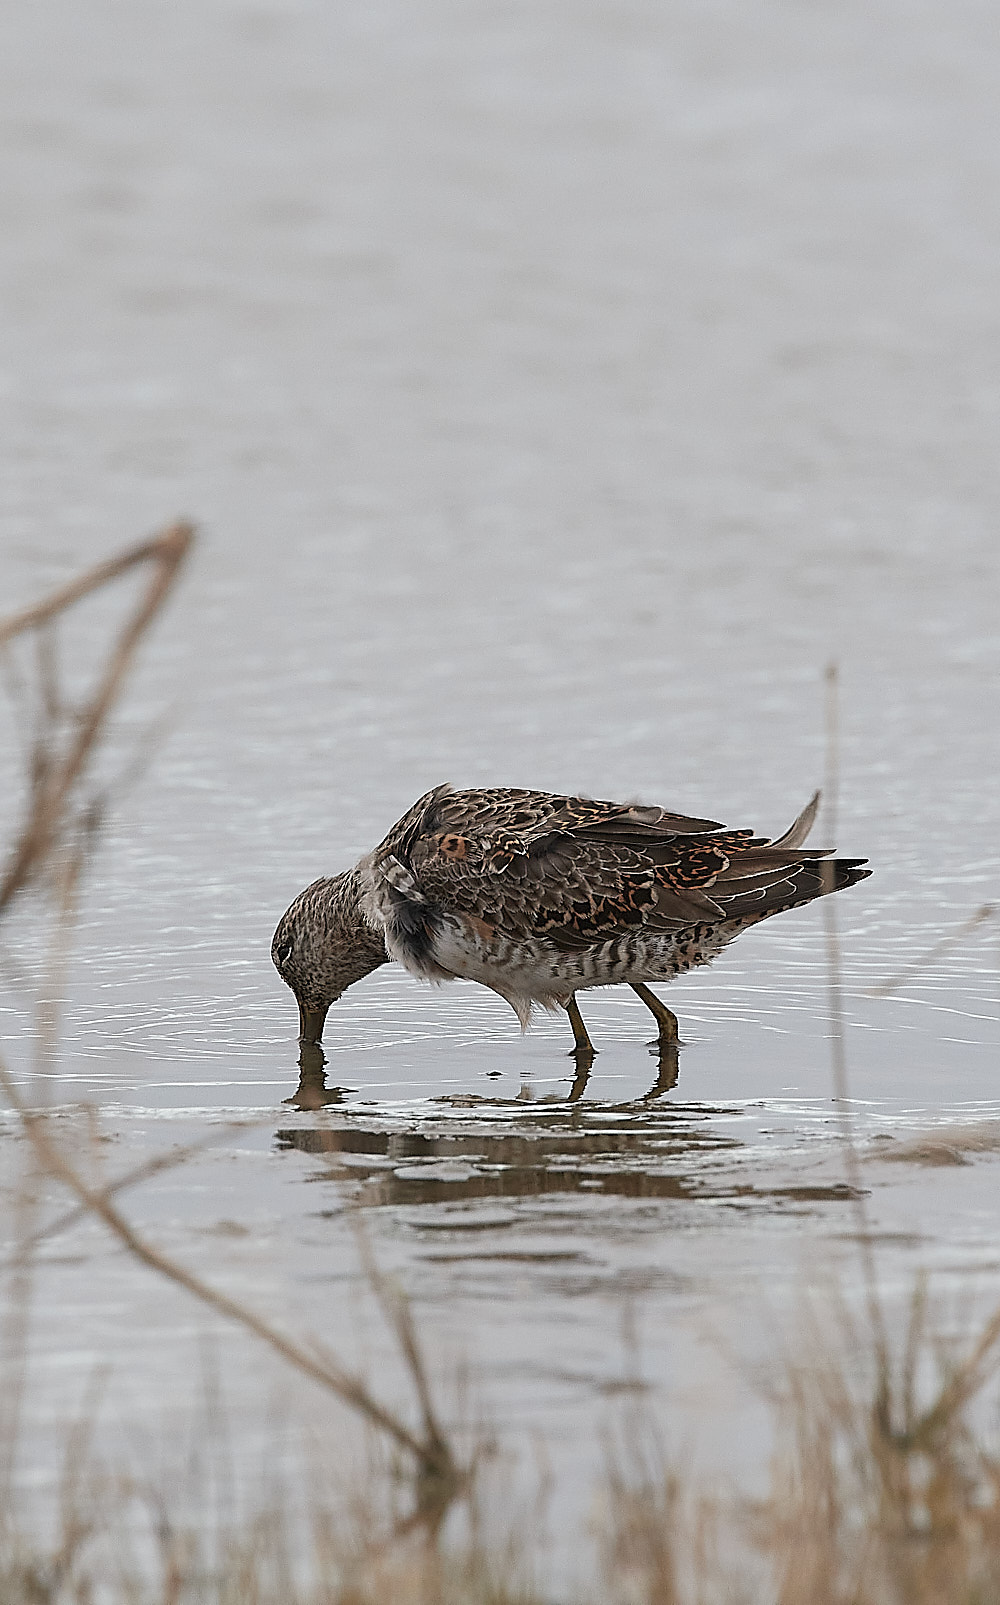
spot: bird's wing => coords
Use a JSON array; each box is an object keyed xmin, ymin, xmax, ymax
[{"xmin": 373, "ymin": 786, "xmax": 837, "ymax": 949}]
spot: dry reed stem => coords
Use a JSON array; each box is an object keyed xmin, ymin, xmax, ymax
[
  {"xmin": 909, "ymin": 1301, "xmax": 1000, "ymax": 1452},
  {"xmin": 599, "ymin": 1462, "xmax": 686, "ymax": 1605},
  {"xmin": 32, "ymin": 817, "xmax": 90, "ymax": 1078},
  {"xmin": 0, "ymin": 1164, "xmax": 40, "ymax": 1526},
  {"xmin": 819, "ymin": 670, "xmax": 1000, "ymax": 1491},
  {"xmin": 0, "ymin": 521, "xmax": 194, "ymax": 917},
  {"xmin": 821, "ymin": 662, "xmax": 890, "ymax": 1391},
  {"xmin": 352, "ymin": 1222, "xmax": 464, "ymax": 1535}
]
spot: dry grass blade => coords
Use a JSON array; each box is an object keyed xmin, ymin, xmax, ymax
[
  {"xmin": 909, "ymin": 1301, "xmax": 1000, "ymax": 1451},
  {"xmin": 0, "ymin": 521, "xmax": 194, "ymax": 918},
  {"xmin": 599, "ymin": 1448, "xmax": 686, "ymax": 1605},
  {"xmin": 759, "ymin": 1282, "xmax": 1000, "ymax": 1605}
]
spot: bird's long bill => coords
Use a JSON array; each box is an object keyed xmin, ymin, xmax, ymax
[{"xmin": 297, "ymin": 1000, "xmax": 330, "ymax": 1046}]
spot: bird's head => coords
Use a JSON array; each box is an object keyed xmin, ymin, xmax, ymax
[{"xmin": 271, "ymin": 872, "xmax": 388, "ymax": 1045}]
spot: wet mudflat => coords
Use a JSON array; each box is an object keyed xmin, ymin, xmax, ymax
[{"xmin": 1, "ymin": 0, "xmax": 999, "ymax": 1589}]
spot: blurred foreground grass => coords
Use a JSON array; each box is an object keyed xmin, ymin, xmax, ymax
[{"xmin": 1, "ymin": 1267, "xmax": 998, "ymax": 1604}]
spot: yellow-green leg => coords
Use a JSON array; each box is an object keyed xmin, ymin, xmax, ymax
[
  {"xmin": 630, "ymin": 982, "xmax": 680, "ymax": 1048},
  {"xmin": 564, "ymin": 995, "xmax": 597, "ymax": 1058},
  {"xmin": 563, "ymin": 995, "xmax": 595, "ymax": 1101}
]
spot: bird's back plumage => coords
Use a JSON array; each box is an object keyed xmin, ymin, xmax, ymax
[
  {"xmin": 363, "ymin": 785, "xmax": 868, "ymax": 1017},
  {"xmin": 273, "ymin": 783, "xmax": 870, "ymax": 1054}
]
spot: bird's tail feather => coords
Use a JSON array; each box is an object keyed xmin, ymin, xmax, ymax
[
  {"xmin": 769, "ymin": 790, "xmax": 821, "ymax": 851},
  {"xmin": 721, "ymin": 857, "xmax": 870, "ymax": 924}
]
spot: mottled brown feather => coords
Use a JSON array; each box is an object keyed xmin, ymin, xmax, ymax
[
  {"xmin": 370, "ymin": 785, "xmax": 853, "ymax": 951},
  {"xmin": 273, "ymin": 783, "xmax": 870, "ymax": 1049}
]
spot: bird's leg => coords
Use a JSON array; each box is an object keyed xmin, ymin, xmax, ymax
[
  {"xmin": 630, "ymin": 983, "xmax": 680, "ymax": 1049},
  {"xmin": 564, "ymin": 995, "xmax": 597, "ymax": 1058},
  {"xmin": 630, "ymin": 983, "xmax": 682, "ymax": 1099},
  {"xmin": 563, "ymin": 996, "xmax": 595, "ymax": 1101}
]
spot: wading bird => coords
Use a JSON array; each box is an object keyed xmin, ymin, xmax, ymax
[{"xmin": 272, "ymin": 784, "xmax": 869, "ymax": 1089}]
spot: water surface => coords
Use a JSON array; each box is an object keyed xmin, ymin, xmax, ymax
[{"xmin": 1, "ymin": 0, "xmax": 998, "ymax": 1578}]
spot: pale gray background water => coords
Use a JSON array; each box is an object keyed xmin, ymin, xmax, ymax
[{"xmin": 1, "ymin": 0, "xmax": 998, "ymax": 1578}]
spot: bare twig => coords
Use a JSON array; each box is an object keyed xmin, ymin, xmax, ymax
[
  {"xmin": 1, "ymin": 1125, "xmax": 264, "ymax": 1267},
  {"xmin": 0, "ymin": 521, "xmax": 194, "ymax": 917},
  {"xmin": 869, "ymin": 903, "xmax": 997, "ymax": 998},
  {"xmin": 0, "ymin": 1055, "xmax": 461, "ymax": 1510},
  {"xmin": 0, "ymin": 526, "xmax": 193, "ymax": 647}
]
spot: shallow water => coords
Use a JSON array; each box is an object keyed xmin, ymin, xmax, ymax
[{"xmin": 1, "ymin": 0, "xmax": 999, "ymax": 1580}]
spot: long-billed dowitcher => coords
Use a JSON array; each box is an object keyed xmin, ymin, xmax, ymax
[{"xmin": 271, "ymin": 785, "xmax": 869, "ymax": 1073}]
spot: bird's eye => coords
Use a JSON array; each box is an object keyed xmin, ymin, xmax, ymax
[{"xmin": 274, "ymin": 937, "xmax": 294, "ymax": 967}]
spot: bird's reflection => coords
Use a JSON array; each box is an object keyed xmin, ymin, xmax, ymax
[
  {"xmin": 274, "ymin": 1043, "xmax": 865, "ymax": 1214},
  {"xmin": 645, "ymin": 1037, "xmax": 681, "ymax": 1099},
  {"xmin": 275, "ymin": 1102, "xmax": 737, "ymax": 1207},
  {"xmin": 274, "ymin": 1106, "xmax": 861, "ymax": 1212},
  {"xmin": 565, "ymin": 1038, "xmax": 680, "ymax": 1103},
  {"xmin": 283, "ymin": 1043, "xmax": 350, "ymax": 1109},
  {"xmin": 283, "ymin": 1037, "xmax": 681, "ymax": 1110}
]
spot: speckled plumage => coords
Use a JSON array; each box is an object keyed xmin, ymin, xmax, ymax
[{"xmin": 272, "ymin": 784, "xmax": 870, "ymax": 1056}]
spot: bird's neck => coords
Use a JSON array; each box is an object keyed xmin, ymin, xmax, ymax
[{"xmin": 328, "ymin": 865, "xmax": 390, "ymax": 977}]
